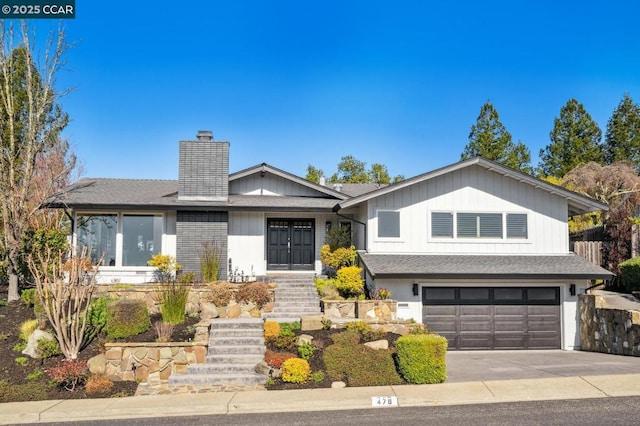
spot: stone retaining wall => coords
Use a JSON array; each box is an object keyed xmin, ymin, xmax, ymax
[
  {"xmin": 321, "ymin": 299, "xmax": 397, "ymax": 321},
  {"xmin": 95, "ymin": 283, "xmax": 275, "ymax": 317},
  {"xmin": 579, "ymin": 292, "xmax": 640, "ymax": 356},
  {"xmin": 98, "ymin": 342, "xmax": 207, "ymax": 383}
]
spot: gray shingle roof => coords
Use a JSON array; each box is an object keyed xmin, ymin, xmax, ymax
[
  {"xmin": 336, "ymin": 183, "xmax": 387, "ymax": 197},
  {"xmin": 47, "ymin": 178, "xmax": 339, "ymax": 211},
  {"xmin": 358, "ymin": 252, "xmax": 614, "ymax": 280}
]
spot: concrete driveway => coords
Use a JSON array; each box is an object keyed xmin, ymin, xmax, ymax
[{"xmin": 446, "ymin": 350, "xmax": 640, "ymax": 383}]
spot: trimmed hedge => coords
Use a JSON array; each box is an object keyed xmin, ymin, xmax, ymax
[
  {"xmin": 335, "ymin": 266, "xmax": 364, "ymax": 298},
  {"xmin": 105, "ymin": 299, "xmax": 151, "ymax": 339},
  {"xmin": 396, "ymin": 334, "xmax": 448, "ymax": 384},
  {"xmin": 620, "ymin": 256, "xmax": 640, "ymax": 291}
]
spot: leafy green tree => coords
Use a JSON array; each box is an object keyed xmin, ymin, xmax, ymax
[
  {"xmin": 329, "ymin": 155, "xmax": 369, "ymax": 183},
  {"xmin": 461, "ymin": 101, "xmax": 531, "ymax": 172},
  {"xmin": 305, "ymin": 164, "xmax": 324, "ymax": 184},
  {"xmin": 368, "ymin": 163, "xmax": 391, "ymax": 185},
  {"xmin": 604, "ymin": 94, "xmax": 640, "ymax": 171},
  {"xmin": 0, "ymin": 22, "xmax": 72, "ymax": 301},
  {"xmin": 539, "ymin": 98, "xmax": 604, "ymax": 178}
]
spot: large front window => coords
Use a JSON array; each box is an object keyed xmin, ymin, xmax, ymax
[
  {"xmin": 76, "ymin": 215, "xmax": 117, "ymax": 265},
  {"xmin": 123, "ymin": 215, "xmax": 162, "ymax": 266},
  {"xmin": 76, "ymin": 213, "xmax": 163, "ymax": 267}
]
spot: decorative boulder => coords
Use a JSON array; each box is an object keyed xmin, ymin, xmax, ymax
[
  {"xmin": 22, "ymin": 329, "xmax": 54, "ymax": 358},
  {"xmin": 364, "ymin": 339, "xmax": 389, "ymax": 350}
]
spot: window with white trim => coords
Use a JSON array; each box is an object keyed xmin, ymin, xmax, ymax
[
  {"xmin": 377, "ymin": 210, "xmax": 400, "ymax": 238},
  {"xmin": 123, "ymin": 215, "xmax": 163, "ymax": 266},
  {"xmin": 77, "ymin": 215, "xmax": 117, "ymax": 266},
  {"xmin": 457, "ymin": 213, "xmax": 502, "ymax": 238}
]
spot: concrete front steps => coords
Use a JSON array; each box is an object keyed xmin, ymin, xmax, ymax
[
  {"xmin": 168, "ymin": 318, "xmax": 266, "ymax": 386},
  {"xmin": 262, "ymin": 275, "xmax": 321, "ymax": 323}
]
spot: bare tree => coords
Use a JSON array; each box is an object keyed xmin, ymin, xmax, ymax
[
  {"xmin": 28, "ymin": 247, "xmax": 100, "ymax": 361},
  {"xmin": 0, "ymin": 21, "xmax": 72, "ymax": 301}
]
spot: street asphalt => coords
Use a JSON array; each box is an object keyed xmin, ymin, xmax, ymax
[{"xmin": 2, "ymin": 350, "xmax": 640, "ymax": 425}]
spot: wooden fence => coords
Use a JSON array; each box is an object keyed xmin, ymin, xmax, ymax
[{"xmin": 573, "ymin": 241, "xmax": 603, "ymax": 266}]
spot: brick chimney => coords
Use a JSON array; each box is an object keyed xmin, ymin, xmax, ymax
[{"xmin": 178, "ymin": 130, "xmax": 229, "ymax": 201}]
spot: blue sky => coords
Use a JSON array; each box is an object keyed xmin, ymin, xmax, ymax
[{"xmin": 31, "ymin": 1, "xmax": 640, "ymax": 180}]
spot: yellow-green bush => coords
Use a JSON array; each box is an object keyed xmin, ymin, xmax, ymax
[
  {"xmin": 264, "ymin": 321, "xmax": 281, "ymax": 339},
  {"xmin": 19, "ymin": 319, "xmax": 38, "ymax": 342},
  {"xmin": 335, "ymin": 266, "xmax": 364, "ymax": 299},
  {"xmin": 314, "ymin": 278, "xmax": 340, "ymax": 299},
  {"xmin": 281, "ymin": 358, "xmax": 311, "ymax": 383},
  {"xmin": 396, "ymin": 334, "xmax": 448, "ymax": 384},
  {"xmin": 320, "ymin": 244, "xmax": 356, "ymax": 269}
]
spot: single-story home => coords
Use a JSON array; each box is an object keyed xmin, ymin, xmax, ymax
[{"xmin": 49, "ymin": 130, "xmax": 613, "ymax": 350}]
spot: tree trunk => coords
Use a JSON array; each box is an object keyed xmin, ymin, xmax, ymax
[{"xmin": 7, "ymin": 271, "xmax": 19, "ymax": 301}]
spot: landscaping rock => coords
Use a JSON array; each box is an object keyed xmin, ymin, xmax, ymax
[
  {"xmin": 227, "ymin": 303, "xmax": 241, "ymax": 318},
  {"xmin": 22, "ymin": 329, "xmax": 54, "ymax": 358},
  {"xmin": 298, "ymin": 334, "xmax": 314, "ymax": 345},
  {"xmin": 87, "ymin": 353, "xmax": 107, "ymax": 375},
  {"xmin": 255, "ymin": 361, "xmax": 271, "ymax": 376},
  {"xmin": 200, "ymin": 303, "xmax": 219, "ymax": 320},
  {"xmin": 301, "ymin": 315, "xmax": 323, "ymax": 331},
  {"xmin": 364, "ymin": 339, "xmax": 389, "ymax": 350},
  {"xmin": 331, "ymin": 381, "xmax": 346, "ymax": 388}
]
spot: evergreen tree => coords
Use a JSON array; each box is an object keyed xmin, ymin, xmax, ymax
[
  {"xmin": 604, "ymin": 94, "xmax": 640, "ymax": 171},
  {"xmin": 539, "ymin": 98, "xmax": 603, "ymax": 178},
  {"xmin": 461, "ymin": 101, "xmax": 531, "ymax": 172}
]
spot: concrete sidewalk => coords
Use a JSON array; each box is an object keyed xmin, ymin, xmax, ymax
[{"xmin": 2, "ymin": 374, "xmax": 640, "ymax": 425}]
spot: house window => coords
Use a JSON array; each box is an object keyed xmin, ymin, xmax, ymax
[
  {"xmin": 76, "ymin": 215, "xmax": 117, "ymax": 266},
  {"xmin": 377, "ymin": 210, "xmax": 400, "ymax": 238},
  {"xmin": 431, "ymin": 212, "xmax": 453, "ymax": 238},
  {"xmin": 122, "ymin": 215, "xmax": 163, "ymax": 266},
  {"xmin": 457, "ymin": 213, "xmax": 502, "ymax": 238},
  {"xmin": 507, "ymin": 213, "xmax": 528, "ymax": 239}
]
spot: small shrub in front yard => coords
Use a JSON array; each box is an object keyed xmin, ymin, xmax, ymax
[
  {"xmin": 156, "ymin": 282, "xmax": 191, "ymax": 325},
  {"xmin": 396, "ymin": 334, "xmax": 448, "ymax": 384},
  {"xmin": 237, "ymin": 282, "xmax": 271, "ymax": 308},
  {"xmin": 105, "ymin": 299, "xmax": 151, "ymax": 339},
  {"xmin": 281, "ymin": 358, "xmax": 310, "ymax": 383},
  {"xmin": 20, "ymin": 288, "xmax": 37, "ymax": 307},
  {"xmin": 264, "ymin": 350, "xmax": 297, "ymax": 368},
  {"xmin": 85, "ymin": 374, "xmax": 114, "ymax": 395},
  {"xmin": 297, "ymin": 341, "xmax": 316, "ymax": 360},
  {"xmin": 19, "ymin": 319, "xmax": 38, "ymax": 342},
  {"xmin": 619, "ymin": 257, "xmax": 640, "ymax": 291},
  {"xmin": 206, "ymin": 282, "xmax": 234, "ymax": 307},
  {"xmin": 264, "ymin": 321, "xmax": 280, "ymax": 339},
  {"xmin": 335, "ymin": 266, "xmax": 364, "ymax": 299},
  {"xmin": 265, "ymin": 335, "xmax": 298, "ymax": 352},
  {"xmin": 47, "ymin": 360, "xmax": 89, "ymax": 391},
  {"xmin": 37, "ymin": 337, "xmax": 62, "ymax": 359}
]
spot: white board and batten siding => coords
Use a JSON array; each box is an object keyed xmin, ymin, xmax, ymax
[
  {"xmin": 230, "ymin": 172, "xmax": 327, "ymax": 197},
  {"xmin": 228, "ymin": 211, "xmax": 335, "ymax": 276},
  {"xmin": 364, "ymin": 165, "xmax": 570, "ymax": 255}
]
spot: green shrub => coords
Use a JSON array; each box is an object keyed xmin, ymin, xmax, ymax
[
  {"xmin": 178, "ymin": 272, "xmax": 197, "ymax": 284},
  {"xmin": 0, "ymin": 379, "xmax": 48, "ymax": 402},
  {"xmin": 206, "ymin": 282, "xmax": 234, "ymax": 307},
  {"xmin": 620, "ymin": 257, "xmax": 640, "ymax": 291},
  {"xmin": 335, "ymin": 266, "xmax": 364, "ymax": 299},
  {"xmin": 26, "ymin": 369, "xmax": 45, "ymax": 381},
  {"xmin": 282, "ymin": 358, "xmax": 310, "ymax": 383},
  {"xmin": 323, "ymin": 330, "xmax": 402, "ymax": 387},
  {"xmin": 38, "ymin": 337, "xmax": 62, "ymax": 359},
  {"xmin": 297, "ymin": 341, "xmax": 316, "ymax": 360},
  {"xmin": 396, "ymin": 334, "xmax": 448, "ymax": 384},
  {"xmin": 20, "ymin": 288, "xmax": 37, "ymax": 306},
  {"xmin": 105, "ymin": 299, "xmax": 151, "ymax": 339},
  {"xmin": 266, "ymin": 335, "xmax": 298, "ymax": 352},
  {"xmin": 237, "ymin": 282, "xmax": 271, "ymax": 309},
  {"xmin": 85, "ymin": 296, "xmax": 111, "ymax": 340},
  {"xmin": 314, "ymin": 278, "xmax": 340, "ymax": 299},
  {"xmin": 15, "ymin": 357, "xmax": 28, "ymax": 365},
  {"xmin": 325, "ymin": 226, "xmax": 352, "ymax": 251},
  {"xmin": 310, "ymin": 370, "xmax": 325, "ymax": 383},
  {"xmin": 200, "ymin": 241, "xmax": 222, "ymax": 282},
  {"xmin": 156, "ymin": 282, "xmax": 191, "ymax": 325}
]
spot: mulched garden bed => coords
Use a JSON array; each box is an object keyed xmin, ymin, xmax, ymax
[{"xmin": 0, "ymin": 285, "xmax": 197, "ymax": 403}]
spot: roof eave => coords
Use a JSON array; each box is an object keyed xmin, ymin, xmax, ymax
[{"xmin": 369, "ymin": 272, "xmax": 615, "ymax": 280}]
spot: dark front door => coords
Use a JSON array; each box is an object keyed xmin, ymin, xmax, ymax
[{"xmin": 267, "ymin": 219, "xmax": 314, "ymax": 270}]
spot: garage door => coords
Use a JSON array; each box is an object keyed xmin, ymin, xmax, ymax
[{"xmin": 422, "ymin": 287, "xmax": 561, "ymax": 350}]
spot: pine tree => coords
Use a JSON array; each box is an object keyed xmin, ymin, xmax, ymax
[
  {"xmin": 539, "ymin": 98, "xmax": 603, "ymax": 178},
  {"xmin": 461, "ymin": 101, "xmax": 531, "ymax": 172},
  {"xmin": 604, "ymin": 94, "xmax": 640, "ymax": 171}
]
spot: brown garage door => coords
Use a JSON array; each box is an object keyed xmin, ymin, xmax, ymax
[{"xmin": 422, "ymin": 287, "xmax": 561, "ymax": 350}]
